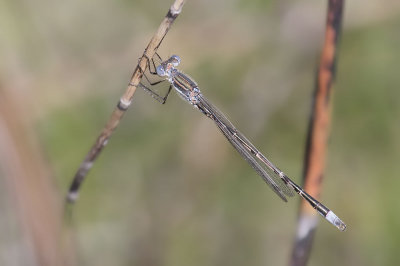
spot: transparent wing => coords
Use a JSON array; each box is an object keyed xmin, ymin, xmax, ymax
[{"xmin": 196, "ymin": 94, "xmax": 295, "ymax": 200}]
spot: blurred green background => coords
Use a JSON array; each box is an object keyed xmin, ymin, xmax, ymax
[{"xmin": 1, "ymin": 0, "xmax": 400, "ymax": 265}]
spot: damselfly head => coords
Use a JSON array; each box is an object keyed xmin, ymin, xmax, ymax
[{"xmin": 157, "ymin": 55, "xmax": 181, "ymax": 77}]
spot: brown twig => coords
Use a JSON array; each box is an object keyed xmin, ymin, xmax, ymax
[
  {"xmin": 66, "ymin": 0, "xmax": 186, "ymax": 203},
  {"xmin": 289, "ymin": 0, "xmax": 344, "ymax": 265}
]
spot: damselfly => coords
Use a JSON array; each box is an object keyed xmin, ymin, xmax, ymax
[{"xmin": 138, "ymin": 54, "xmax": 346, "ymax": 231}]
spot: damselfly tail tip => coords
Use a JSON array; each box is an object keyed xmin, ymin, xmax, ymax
[
  {"xmin": 326, "ymin": 211, "xmax": 347, "ymax": 231},
  {"xmin": 66, "ymin": 191, "xmax": 79, "ymax": 204}
]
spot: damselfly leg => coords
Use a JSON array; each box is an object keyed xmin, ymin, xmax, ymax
[{"xmin": 137, "ymin": 53, "xmax": 172, "ymax": 104}]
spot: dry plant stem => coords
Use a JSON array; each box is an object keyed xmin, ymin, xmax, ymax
[
  {"xmin": 0, "ymin": 88, "xmax": 73, "ymax": 266},
  {"xmin": 67, "ymin": 0, "xmax": 186, "ymax": 204},
  {"xmin": 289, "ymin": 0, "xmax": 344, "ymax": 265}
]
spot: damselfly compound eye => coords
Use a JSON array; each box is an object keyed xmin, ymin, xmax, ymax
[
  {"xmin": 156, "ymin": 65, "xmax": 166, "ymax": 76},
  {"xmin": 170, "ymin": 55, "xmax": 181, "ymax": 66}
]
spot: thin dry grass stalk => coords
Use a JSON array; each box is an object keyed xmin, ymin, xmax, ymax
[
  {"xmin": 66, "ymin": 0, "xmax": 186, "ymax": 204},
  {"xmin": 289, "ymin": 0, "xmax": 344, "ymax": 265}
]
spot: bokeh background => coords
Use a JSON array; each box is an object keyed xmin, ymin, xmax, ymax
[{"xmin": 1, "ymin": 0, "xmax": 400, "ymax": 265}]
